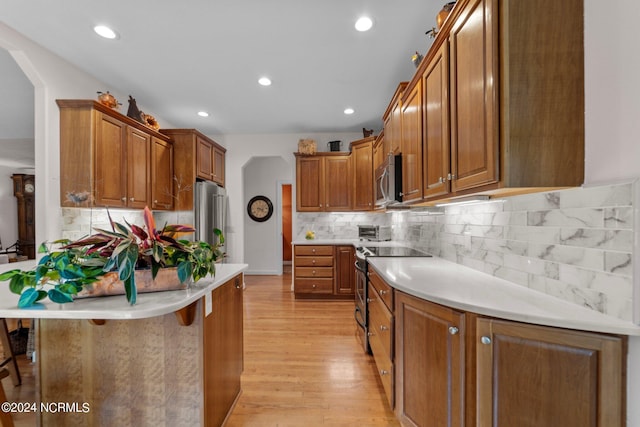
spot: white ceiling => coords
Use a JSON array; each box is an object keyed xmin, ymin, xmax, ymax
[{"xmin": 0, "ymin": 0, "xmax": 444, "ymax": 139}]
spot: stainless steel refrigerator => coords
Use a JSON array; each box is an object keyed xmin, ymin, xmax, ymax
[{"xmin": 194, "ymin": 181, "xmax": 227, "ymax": 256}]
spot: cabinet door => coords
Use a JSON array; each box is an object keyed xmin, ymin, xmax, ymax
[
  {"xmin": 395, "ymin": 291, "xmax": 465, "ymax": 427},
  {"xmin": 390, "ymin": 102, "xmax": 402, "ymax": 155},
  {"xmin": 151, "ymin": 137, "xmax": 174, "ymax": 210},
  {"xmin": 401, "ymin": 82, "xmax": 423, "ymax": 202},
  {"xmin": 334, "ymin": 246, "xmax": 354, "ymax": 295},
  {"xmin": 296, "ymin": 156, "xmax": 323, "ymax": 211},
  {"xmin": 423, "ymin": 41, "xmax": 451, "ymax": 200},
  {"xmin": 204, "ymin": 274, "xmax": 244, "ymax": 427},
  {"xmin": 476, "ymin": 318, "xmax": 625, "ymax": 427},
  {"xmin": 449, "ymin": 0, "xmax": 498, "ymax": 192},
  {"xmin": 126, "ymin": 127, "xmax": 151, "ymax": 209},
  {"xmin": 324, "ymin": 156, "xmax": 351, "ymax": 211},
  {"xmin": 352, "ymin": 141, "xmax": 373, "ymax": 211},
  {"xmin": 196, "ymin": 136, "xmax": 214, "ymax": 181},
  {"xmin": 95, "ymin": 113, "xmax": 127, "ymax": 207},
  {"xmin": 212, "ymin": 146, "xmax": 225, "ymax": 187}
]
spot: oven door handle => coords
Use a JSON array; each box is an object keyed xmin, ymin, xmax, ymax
[
  {"xmin": 354, "ymin": 260, "xmax": 367, "ymax": 273},
  {"xmin": 354, "ymin": 306, "xmax": 366, "ymax": 329}
]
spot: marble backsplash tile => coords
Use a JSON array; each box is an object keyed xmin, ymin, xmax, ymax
[{"xmin": 296, "ymin": 182, "xmax": 636, "ymax": 321}]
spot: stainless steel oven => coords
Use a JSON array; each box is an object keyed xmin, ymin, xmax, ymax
[{"xmin": 354, "ymin": 245, "xmax": 431, "ymax": 354}]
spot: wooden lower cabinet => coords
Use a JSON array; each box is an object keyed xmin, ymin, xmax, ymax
[
  {"xmin": 381, "ymin": 285, "xmax": 627, "ymax": 427},
  {"xmin": 204, "ymin": 273, "xmax": 244, "ymax": 427},
  {"xmin": 476, "ymin": 318, "xmax": 625, "ymax": 427},
  {"xmin": 395, "ymin": 291, "xmax": 466, "ymax": 427},
  {"xmin": 293, "ymin": 245, "xmax": 355, "ymax": 298}
]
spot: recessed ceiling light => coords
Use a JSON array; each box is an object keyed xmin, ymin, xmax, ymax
[
  {"xmin": 93, "ymin": 25, "xmax": 118, "ymax": 39},
  {"xmin": 355, "ymin": 16, "xmax": 373, "ymax": 32},
  {"xmin": 258, "ymin": 77, "xmax": 272, "ymax": 86},
  {"xmin": 197, "ymin": 111, "xmax": 209, "ymax": 117},
  {"xmin": 344, "ymin": 108, "xmax": 355, "ymax": 115}
]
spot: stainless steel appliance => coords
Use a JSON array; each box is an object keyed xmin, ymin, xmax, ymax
[
  {"xmin": 354, "ymin": 245, "xmax": 431, "ymax": 353},
  {"xmin": 358, "ymin": 225, "xmax": 392, "ymax": 242},
  {"xmin": 194, "ymin": 181, "xmax": 227, "ymax": 255},
  {"xmin": 374, "ymin": 153, "xmax": 402, "ymax": 207}
]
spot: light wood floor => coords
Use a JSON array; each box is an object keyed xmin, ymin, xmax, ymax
[{"xmin": 1, "ymin": 272, "xmax": 398, "ymax": 426}]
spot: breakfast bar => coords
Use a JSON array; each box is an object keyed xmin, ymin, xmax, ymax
[{"xmin": 0, "ymin": 262, "xmax": 247, "ymax": 427}]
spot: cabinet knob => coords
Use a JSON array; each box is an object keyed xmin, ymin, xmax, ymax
[
  {"xmin": 312, "ymin": 248, "xmax": 316, "ymax": 253},
  {"xmin": 380, "ymin": 369, "xmax": 389, "ymax": 376},
  {"xmin": 481, "ymin": 336, "xmax": 492, "ymax": 345},
  {"xmin": 235, "ymin": 278, "xmax": 241, "ymax": 289},
  {"xmin": 379, "ymin": 289, "xmax": 387, "ymax": 296},
  {"xmin": 367, "ymin": 332, "xmax": 374, "ymax": 337},
  {"xmin": 312, "ymin": 270, "xmax": 316, "ymax": 275},
  {"xmin": 121, "ymin": 197, "xmax": 127, "ymax": 202},
  {"xmin": 312, "ymin": 284, "xmax": 317, "ymax": 288},
  {"xmin": 129, "ymin": 197, "xmax": 135, "ymax": 202},
  {"xmin": 367, "ymin": 297, "xmax": 375, "ymax": 303},
  {"xmin": 312, "ymin": 260, "xmax": 316, "ymax": 264},
  {"xmin": 154, "ymin": 199, "xmax": 158, "ymax": 204},
  {"xmin": 449, "ymin": 326, "xmax": 459, "ymax": 335},
  {"xmin": 379, "ymin": 325, "xmax": 388, "ymax": 331},
  {"xmin": 438, "ymin": 177, "xmax": 444, "ymax": 184}
]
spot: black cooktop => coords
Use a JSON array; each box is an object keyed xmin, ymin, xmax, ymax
[{"xmin": 357, "ymin": 246, "xmax": 431, "ymax": 258}]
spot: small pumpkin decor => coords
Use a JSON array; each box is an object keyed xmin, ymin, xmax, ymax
[{"xmin": 0, "ymin": 207, "xmax": 224, "ymax": 308}]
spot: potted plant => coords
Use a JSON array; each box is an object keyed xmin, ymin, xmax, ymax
[{"xmin": 0, "ymin": 207, "xmax": 224, "ymax": 308}]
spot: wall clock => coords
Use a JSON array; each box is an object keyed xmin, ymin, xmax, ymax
[{"xmin": 247, "ymin": 195, "xmax": 274, "ymax": 222}]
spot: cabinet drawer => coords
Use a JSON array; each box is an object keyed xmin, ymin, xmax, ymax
[
  {"xmin": 294, "ymin": 256, "xmax": 333, "ymax": 267},
  {"xmin": 294, "ymin": 245, "xmax": 333, "ymax": 256},
  {"xmin": 368, "ymin": 283, "xmax": 393, "ymax": 360},
  {"xmin": 295, "ymin": 266, "xmax": 333, "ymax": 278},
  {"xmin": 369, "ymin": 332, "xmax": 394, "ymax": 408},
  {"xmin": 294, "ymin": 278, "xmax": 333, "ymax": 294},
  {"xmin": 369, "ymin": 269, "xmax": 394, "ymax": 312}
]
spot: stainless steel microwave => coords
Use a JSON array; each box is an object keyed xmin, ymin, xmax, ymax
[{"xmin": 374, "ymin": 153, "xmax": 402, "ymax": 207}]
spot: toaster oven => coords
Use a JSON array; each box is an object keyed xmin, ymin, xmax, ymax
[{"xmin": 358, "ymin": 225, "xmax": 392, "ymax": 241}]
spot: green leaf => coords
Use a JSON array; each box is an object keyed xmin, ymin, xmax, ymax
[
  {"xmin": 123, "ymin": 274, "xmax": 137, "ymax": 305},
  {"xmin": 9, "ymin": 275, "xmax": 25, "ymax": 294},
  {"xmin": 35, "ymin": 290, "xmax": 48, "ymax": 302},
  {"xmin": 38, "ymin": 242, "xmax": 49, "ymax": 253},
  {"xmin": 0, "ymin": 270, "xmax": 20, "ymax": 281},
  {"xmin": 48, "ymin": 288, "xmax": 74, "ymax": 304},
  {"xmin": 18, "ymin": 288, "xmax": 40, "ymax": 308},
  {"xmin": 214, "ymin": 228, "xmax": 225, "ymax": 245},
  {"xmin": 177, "ymin": 261, "xmax": 192, "ymax": 284},
  {"xmin": 58, "ymin": 283, "xmax": 80, "ymax": 295}
]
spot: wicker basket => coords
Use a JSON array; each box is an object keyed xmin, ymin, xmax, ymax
[{"xmin": 297, "ymin": 138, "xmax": 317, "ymax": 155}]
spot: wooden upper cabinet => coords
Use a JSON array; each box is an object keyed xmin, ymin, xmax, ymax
[
  {"xmin": 94, "ymin": 112, "xmax": 127, "ymax": 207},
  {"xmin": 58, "ymin": 100, "xmax": 168, "ymax": 209},
  {"xmin": 383, "ymin": 82, "xmax": 408, "ymax": 156},
  {"xmin": 423, "ymin": 40, "xmax": 451, "ymax": 200},
  {"xmin": 476, "ymin": 318, "xmax": 625, "ymax": 427},
  {"xmin": 212, "ymin": 145, "xmax": 225, "ymax": 187},
  {"xmin": 296, "ymin": 155, "xmax": 324, "ymax": 211},
  {"xmin": 324, "ymin": 155, "xmax": 351, "ymax": 211},
  {"xmin": 351, "ymin": 136, "xmax": 375, "ymax": 211},
  {"xmin": 449, "ymin": 0, "xmax": 498, "ymax": 193},
  {"xmin": 151, "ymin": 137, "xmax": 174, "ymax": 210},
  {"xmin": 196, "ymin": 136, "xmax": 214, "ymax": 181},
  {"xmin": 160, "ymin": 129, "xmax": 227, "ymax": 210},
  {"xmin": 126, "ymin": 127, "xmax": 152, "ymax": 209},
  {"xmin": 295, "ymin": 153, "xmax": 351, "ymax": 212},
  {"xmin": 400, "ymin": 81, "xmax": 423, "ymax": 202},
  {"xmin": 373, "ymin": 131, "xmax": 385, "ymax": 172}
]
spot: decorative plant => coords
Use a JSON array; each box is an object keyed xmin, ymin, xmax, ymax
[{"xmin": 0, "ymin": 207, "xmax": 224, "ymax": 308}]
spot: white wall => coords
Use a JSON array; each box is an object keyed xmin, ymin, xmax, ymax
[
  {"xmin": 0, "ymin": 166, "xmax": 18, "ymax": 252},
  {"xmin": 215, "ymin": 131, "xmax": 363, "ymax": 265},
  {"xmin": 242, "ymin": 156, "xmax": 290, "ymax": 274}
]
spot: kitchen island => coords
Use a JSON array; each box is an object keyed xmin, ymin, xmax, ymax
[{"xmin": 0, "ymin": 262, "xmax": 247, "ymax": 427}]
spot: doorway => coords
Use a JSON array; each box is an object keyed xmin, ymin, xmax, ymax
[{"xmin": 281, "ymin": 183, "xmax": 292, "ymax": 273}]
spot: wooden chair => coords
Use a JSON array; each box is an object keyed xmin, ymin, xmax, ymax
[
  {"xmin": 0, "ymin": 320, "xmax": 21, "ymax": 386},
  {"xmin": 0, "ymin": 368, "xmax": 14, "ymax": 427}
]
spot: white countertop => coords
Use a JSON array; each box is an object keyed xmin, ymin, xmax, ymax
[
  {"xmin": 0, "ymin": 263, "xmax": 248, "ymax": 320},
  {"xmin": 368, "ymin": 257, "xmax": 640, "ymax": 336}
]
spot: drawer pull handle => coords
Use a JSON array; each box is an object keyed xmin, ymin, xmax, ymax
[
  {"xmin": 449, "ymin": 326, "xmax": 459, "ymax": 335},
  {"xmin": 380, "ymin": 369, "xmax": 389, "ymax": 376},
  {"xmin": 481, "ymin": 336, "xmax": 492, "ymax": 345}
]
